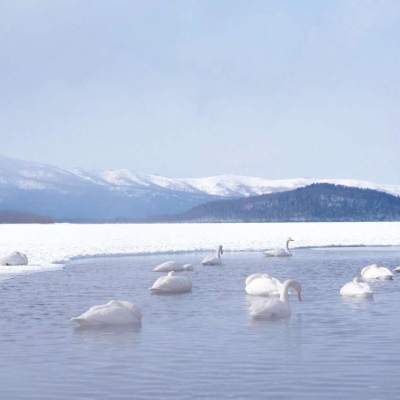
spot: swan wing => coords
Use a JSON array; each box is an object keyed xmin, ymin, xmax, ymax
[
  {"xmin": 245, "ymin": 273, "xmax": 265, "ymax": 286},
  {"xmin": 0, "ymin": 251, "xmax": 29, "ymax": 266},
  {"xmin": 263, "ymin": 249, "xmax": 291, "ymax": 257},
  {"xmin": 245, "ymin": 276, "xmax": 281, "ymax": 296},
  {"xmin": 150, "ymin": 276, "xmax": 192, "ymax": 293},
  {"xmin": 201, "ymin": 257, "xmax": 221, "ymax": 265},
  {"xmin": 340, "ymin": 282, "xmax": 373, "ymax": 297},
  {"xmin": 154, "ymin": 261, "xmax": 181, "ymax": 272},
  {"xmin": 71, "ymin": 301, "xmax": 141, "ymax": 326},
  {"xmin": 249, "ymin": 298, "xmax": 290, "ymax": 319}
]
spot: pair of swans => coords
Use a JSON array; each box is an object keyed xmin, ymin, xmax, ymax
[
  {"xmin": 0, "ymin": 251, "xmax": 28, "ymax": 266},
  {"xmin": 340, "ymin": 264, "xmax": 394, "ymax": 298},
  {"xmin": 71, "ymin": 270, "xmax": 193, "ymax": 325},
  {"xmin": 263, "ymin": 238, "xmax": 294, "ymax": 257}
]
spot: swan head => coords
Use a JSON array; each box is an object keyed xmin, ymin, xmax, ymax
[
  {"xmin": 353, "ymin": 276, "xmax": 360, "ymax": 283},
  {"xmin": 287, "ymin": 279, "xmax": 302, "ymax": 301},
  {"xmin": 287, "ymin": 237, "xmax": 294, "ymax": 242}
]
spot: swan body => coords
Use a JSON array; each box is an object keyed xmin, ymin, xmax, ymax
[
  {"xmin": 201, "ymin": 245, "xmax": 223, "ymax": 265},
  {"xmin": 245, "ymin": 273, "xmax": 283, "ymax": 296},
  {"xmin": 340, "ymin": 277, "xmax": 373, "ymax": 297},
  {"xmin": 0, "ymin": 251, "xmax": 28, "ymax": 266},
  {"xmin": 393, "ymin": 266, "xmax": 400, "ymax": 273},
  {"xmin": 71, "ymin": 300, "xmax": 142, "ymax": 326},
  {"xmin": 249, "ymin": 279, "xmax": 301, "ymax": 320},
  {"xmin": 150, "ymin": 271, "xmax": 193, "ymax": 294},
  {"xmin": 263, "ymin": 238, "xmax": 294, "ymax": 257},
  {"xmin": 153, "ymin": 261, "xmax": 193, "ymax": 272},
  {"xmin": 361, "ymin": 264, "xmax": 393, "ymax": 280}
]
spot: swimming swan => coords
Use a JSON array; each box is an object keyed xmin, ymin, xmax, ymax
[
  {"xmin": 201, "ymin": 245, "xmax": 223, "ymax": 265},
  {"xmin": 249, "ymin": 279, "xmax": 302, "ymax": 320},
  {"xmin": 150, "ymin": 271, "xmax": 193, "ymax": 294},
  {"xmin": 361, "ymin": 264, "xmax": 393, "ymax": 280},
  {"xmin": 71, "ymin": 300, "xmax": 142, "ymax": 326},
  {"xmin": 263, "ymin": 238, "xmax": 294, "ymax": 257},
  {"xmin": 340, "ymin": 276, "xmax": 373, "ymax": 297},
  {"xmin": 0, "ymin": 251, "xmax": 28, "ymax": 266},
  {"xmin": 245, "ymin": 273, "xmax": 283, "ymax": 296},
  {"xmin": 153, "ymin": 261, "xmax": 193, "ymax": 272},
  {"xmin": 393, "ymin": 266, "xmax": 400, "ymax": 273}
]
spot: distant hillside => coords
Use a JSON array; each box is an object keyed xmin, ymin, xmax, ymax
[
  {"xmin": 0, "ymin": 210, "xmax": 53, "ymax": 223},
  {"xmin": 141, "ymin": 184, "xmax": 400, "ymax": 223},
  {"xmin": 1, "ymin": 154, "xmax": 400, "ymax": 221}
]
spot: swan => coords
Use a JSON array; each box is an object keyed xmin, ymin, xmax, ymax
[
  {"xmin": 249, "ymin": 279, "xmax": 302, "ymax": 320},
  {"xmin": 201, "ymin": 245, "xmax": 223, "ymax": 265},
  {"xmin": 361, "ymin": 264, "xmax": 393, "ymax": 280},
  {"xmin": 392, "ymin": 266, "xmax": 400, "ymax": 273},
  {"xmin": 150, "ymin": 271, "xmax": 193, "ymax": 294},
  {"xmin": 263, "ymin": 238, "xmax": 294, "ymax": 257},
  {"xmin": 0, "ymin": 251, "xmax": 28, "ymax": 266},
  {"xmin": 340, "ymin": 276, "xmax": 373, "ymax": 297},
  {"xmin": 245, "ymin": 273, "xmax": 283, "ymax": 296},
  {"xmin": 153, "ymin": 261, "xmax": 193, "ymax": 272},
  {"xmin": 71, "ymin": 300, "xmax": 142, "ymax": 326}
]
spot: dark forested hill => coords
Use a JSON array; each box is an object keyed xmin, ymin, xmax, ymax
[
  {"xmin": 143, "ymin": 183, "xmax": 400, "ymax": 223},
  {"xmin": 0, "ymin": 210, "xmax": 53, "ymax": 223}
]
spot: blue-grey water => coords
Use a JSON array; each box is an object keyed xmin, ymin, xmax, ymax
[{"xmin": 1, "ymin": 247, "xmax": 400, "ymax": 399}]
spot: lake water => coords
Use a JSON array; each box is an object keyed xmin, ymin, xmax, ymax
[{"xmin": 1, "ymin": 245, "xmax": 400, "ymax": 399}]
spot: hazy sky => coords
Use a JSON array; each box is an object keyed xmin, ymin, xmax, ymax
[{"xmin": 1, "ymin": 1, "xmax": 399, "ymax": 183}]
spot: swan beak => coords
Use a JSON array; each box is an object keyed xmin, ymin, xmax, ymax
[{"xmin": 297, "ymin": 291, "xmax": 302, "ymax": 301}]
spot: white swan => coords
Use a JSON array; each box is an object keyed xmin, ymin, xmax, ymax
[
  {"xmin": 249, "ymin": 279, "xmax": 302, "ymax": 320},
  {"xmin": 153, "ymin": 261, "xmax": 193, "ymax": 272},
  {"xmin": 0, "ymin": 251, "xmax": 28, "ymax": 266},
  {"xmin": 340, "ymin": 276, "xmax": 373, "ymax": 297},
  {"xmin": 263, "ymin": 238, "xmax": 294, "ymax": 257},
  {"xmin": 150, "ymin": 271, "xmax": 193, "ymax": 294},
  {"xmin": 393, "ymin": 266, "xmax": 400, "ymax": 273},
  {"xmin": 71, "ymin": 300, "xmax": 142, "ymax": 326},
  {"xmin": 361, "ymin": 264, "xmax": 393, "ymax": 280},
  {"xmin": 245, "ymin": 273, "xmax": 283, "ymax": 296},
  {"xmin": 201, "ymin": 245, "xmax": 223, "ymax": 265}
]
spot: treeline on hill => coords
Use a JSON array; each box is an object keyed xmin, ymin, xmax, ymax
[
  {"xmin": 137, "ymin": 183, "xmax": 400, "ymax": 223},
  {"xmin": 0, "ymin": 210, "xmax": 53, "ymax": 223}
]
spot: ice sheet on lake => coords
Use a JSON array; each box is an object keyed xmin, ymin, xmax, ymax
[{"xmin": 1, "ymin": 222, "xmax": 400, "ymax": 281}]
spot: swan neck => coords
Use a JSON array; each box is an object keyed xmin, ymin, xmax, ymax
[
  {"xmin": 280, "ymin": 280, "xmax": 293, "ymax": 303},
  {"xmin": 285, "ymin": 240, "xmax": 290, "ymax": 252}
]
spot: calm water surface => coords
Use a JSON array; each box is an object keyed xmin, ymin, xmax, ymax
[{"xmin": 1, "ymin": 247, "xmax": 400, "ymax": 399}]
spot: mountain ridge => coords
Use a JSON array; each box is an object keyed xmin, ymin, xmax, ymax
[{"xmin": 0, "ymin": 155, "xmax": 399, "ymax": 221}]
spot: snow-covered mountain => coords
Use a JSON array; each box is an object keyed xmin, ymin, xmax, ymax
[{"xmin": 0, "ymin": 154, "xmax": 399, "ymax": 221}]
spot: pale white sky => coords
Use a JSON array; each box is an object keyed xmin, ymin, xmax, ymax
[{"xmin": 1, "ymin": 1, "xmax": 399, "ymax": 183}]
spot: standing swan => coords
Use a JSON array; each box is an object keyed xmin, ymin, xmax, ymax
[
  {"xmin": 153, "ymin": 261, "xmax": 193, "ymax": 272},
  {"xmin": 245, "ymin": 273, "xmax": 283, "ymax": 296},
  {"xmin": 263, "ymin": 238, "xmax": 294, "ymax": 257},
  {"xmin": 361, "ymin": 264, "xmax": 393, "ymax": 280},
  {"xmin": 0, "ymin": 251, "xmax": 28, "ymax": 266},
  {"xmin": 150, "ymin": 271, "xmax": 193, "ymax": 294},
  {"xmin": 249, "ymin": 279, "xmax": 302, "ymax": 320},
  {"xmin": 201, "ymin": 245, "xmax": 223, "ymax": 265},
  {"xmin": 340, "ymin": 277, "xmax": 373, "ymax": 297},
  {"xmin": 71, "ymin": 300, "xmax": 142, "ymax": 326}
]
